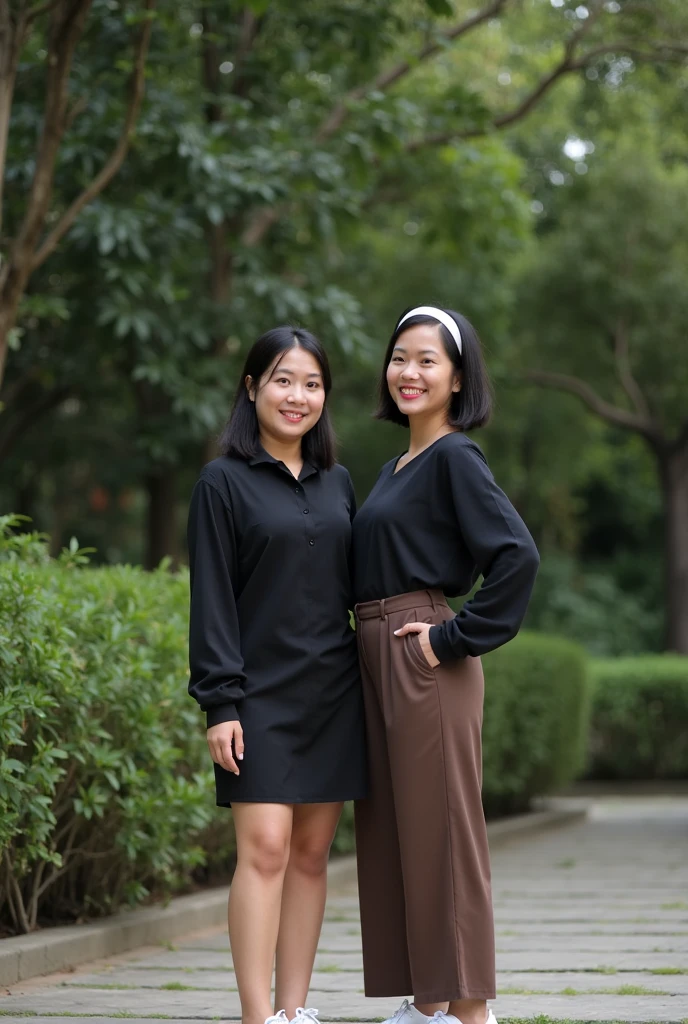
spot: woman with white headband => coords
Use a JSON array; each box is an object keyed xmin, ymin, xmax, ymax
[{"xmin": 351, "ymin": 306, "xmax": 540, "ymax": 1024}]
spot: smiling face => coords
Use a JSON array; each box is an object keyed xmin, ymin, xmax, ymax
[
  {"xmin": 247, "ymin": 341, "xmax": 326, "ymax": 446},
  {"xmin": 386, "ymin": 323, "xmax": 461, "ymax": 421}
]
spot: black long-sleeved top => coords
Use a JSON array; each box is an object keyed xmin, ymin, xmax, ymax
[
  {"xmin": 187, "ymin": 449, "xmax": 367, "ymax": 805},
  {"xmin": 352, "ymin": 432, "xmax": 539, "ymax": 663}
]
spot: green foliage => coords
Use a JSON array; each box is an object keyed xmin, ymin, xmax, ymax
[
  {"xmin": 525, "ymin": 553, "xmax": 663, "ymax": 657},
  {"xmin": 0, "ymin": 518, "xmax": 230, "ymax": 935},
  {"xmin": 481, "ymin": 631, "xmax": 590, "ymax": 816},
  {"xmin": 589, "ymin": 656, "xmax": 688, "ymax": 780}
]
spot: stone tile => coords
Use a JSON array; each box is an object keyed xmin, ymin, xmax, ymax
[
  {"xmin": 495, "ymin": 969, "xmax": 688, "ymax": 995},
  {"xmin": 496, "ymin": 950, "xmax": 688, "ymax": 971},
  {"xmin": 492, "ymin": 993, "xmax": 688, "ymax": 1022},
  {"xmin": 4, "ymin": 797, "xmax": 688, "ymax": 1024}
]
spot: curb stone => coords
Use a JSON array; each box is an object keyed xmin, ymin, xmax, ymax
[{"xmin": 0, "ymin": 799, "xmax": 586, "ymax": 987}]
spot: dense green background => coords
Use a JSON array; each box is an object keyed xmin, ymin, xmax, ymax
[{"xmin": 3, "ymin": 0, "xmax": 688, "ymax": 654}]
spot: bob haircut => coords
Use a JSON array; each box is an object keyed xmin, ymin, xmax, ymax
[
  {"xmin": 219, "ymin": 325, "xmax": 336, "ymax": 470},
  {"xmin": 375, "ymin": 306, "xmax": 492, "ymax": 431}
]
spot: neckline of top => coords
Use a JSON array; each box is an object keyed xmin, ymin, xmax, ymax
[
  {"xmin": 391, "ymin": 432, "xmax": 460, "ymax": 476},
  {"xmin": 247, "ymin": 448, "xmax": 318, "ymax": 482}
]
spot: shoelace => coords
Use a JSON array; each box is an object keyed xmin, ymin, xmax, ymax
[
  {"xmin": 293, "ymin": 1009, "xmax": 320, "ymax": 1024},
  {"xmin": 386, "ymin": 1000, "xmax": 411, "ymax": 1024},
  {"xmin": 266, "ymin": 1012, "xmax": 289, "ymax": 1024}
]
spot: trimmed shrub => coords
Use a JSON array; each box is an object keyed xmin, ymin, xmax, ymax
[
  {"xmin": 0, "ymin": 519, "xmax": 231, "ymax": 935},
  {"xmin": 482, "ymin": 632, "xmax": 590, "ymax": 816},
  {"xmin": 589, "ymin": 656, "xmax": 688, "ymax": 779}
]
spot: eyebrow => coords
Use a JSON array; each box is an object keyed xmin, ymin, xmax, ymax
[
  {"xmin": 272, "ymin": 367, "xmax": 322, "ymax": 378},
  {"xmin": 392, "ymin": 346, "xmax": 439, "ymax": 355}
]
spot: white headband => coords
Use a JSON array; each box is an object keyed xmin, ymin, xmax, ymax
[{"xmin": 396, "ymin": 305, "xmax": 462, "ymax": 355}]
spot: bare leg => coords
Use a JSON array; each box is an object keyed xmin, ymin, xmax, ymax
[
  {"xmin": 274, "ymin": 802, "xmax": 344, "ymax": 1017},
  {"xmin": 229, "ymin": 803, "xmax": 294, "ymax": 1024},
  {"xmin": 447, "ymin": 1000, "xmax": 487, "ymax": 1024},
  {"xmin": 414, "ymin": 1003, "xmax": 448, "ymax": 1016}
]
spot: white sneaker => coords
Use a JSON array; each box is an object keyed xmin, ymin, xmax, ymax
[
  {"xmin": 430, "ymin": 1011, "xmax": 497, "ymax": 1024},
  {"xmin": 266, "ymin": 1013, "xmax": 289, "ymax": 1024},
  {"xmin": 383, "ymin": 1000, "xmax": 432, "ymax": 1024},
  {"xmin": 289, "ymin": 1010, "xmax": 320, "ymax": 1024}
]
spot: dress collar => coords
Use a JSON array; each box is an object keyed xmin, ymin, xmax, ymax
[{"xmin": 248, "ymin": 446, "xmax": 319, "ymax": 481}]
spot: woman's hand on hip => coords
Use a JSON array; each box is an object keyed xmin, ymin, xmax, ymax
[
  {"xmin": 393, "ymin": 621, "xmax": 440, "ymax": 668},
  {"xmin": 207, "ymin": 721, "xmax": 244, "ymax": 775}
]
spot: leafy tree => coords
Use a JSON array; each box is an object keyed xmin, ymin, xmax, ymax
[
  {"xmin": 0, "ymin": 0, "xmax": 156, "ymax": 384},
  {"xmin": 520, "ymin": 144, "xmax": 688, "ymax": 652}
]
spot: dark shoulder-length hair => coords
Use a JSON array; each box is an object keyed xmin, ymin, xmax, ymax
[
  {"xmin": 375, "ymin": 306, "xmax": 492, "ymax": 431},
  {"xmin": 218, "ymin": 325, "xmax": 336, "ymax": 470}
]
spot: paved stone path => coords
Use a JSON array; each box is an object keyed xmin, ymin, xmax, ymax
[{"xmin": 2, "ymin": 797, "xmax": 687, "ymax": 1023}]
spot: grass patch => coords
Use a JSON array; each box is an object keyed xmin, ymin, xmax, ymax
[
  {"xmin": 555, "ymin": 858, "xmax": 576, "ymax": 869},
  {"xmin": 651, "ymin": 966, "xmax": 688, "ymax": 974},
  {"xmin": 314, "ymin": 964, "xmax": 342, "ymax": 972},
  {"xmin": 499, "ymin": 986, "xmax": 548, "ymax": 995},
  {"xmin": 160, "ymin": 980, "xmax": 194, "ymax": 990},
  {"xmin": 612, "ymin": 984, "xmax": 670, "ymax": 995},
  {"xmin": 61, "ymin": 983, "xmax": 136, "ymax": 990},
  {"xmin": 159, "ymin": 939, "xmax": 177, "ymax": 951},
  {"xmin": 661, "ymin": 901, "xmax": 688, "ymax": 910}
]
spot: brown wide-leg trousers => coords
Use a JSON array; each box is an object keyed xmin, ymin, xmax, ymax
[{"xmin": 354, "ymin": 589, "xmax": 495, "ymax": 1003}]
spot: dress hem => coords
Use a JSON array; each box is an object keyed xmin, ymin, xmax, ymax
[{"xmin": 217, "ymin": 791, "xmax": 367, "ymax": 808}]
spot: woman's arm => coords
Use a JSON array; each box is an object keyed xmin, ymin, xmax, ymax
[
  {"xmin": 187, "ymin": 474, "xmax": 246, "ymax": 726},
  {"xmin": 428, "ymin": 441, "xmax": 540, "ymax": 662}
]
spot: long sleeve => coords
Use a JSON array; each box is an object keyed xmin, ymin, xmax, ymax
[
  {"xmin": 187, "ymin": 475, "xmax": 246, "ymax": 727},
  {"xmin": 428, "ymin": 442, "xmax": 540, "ymax": 662}
]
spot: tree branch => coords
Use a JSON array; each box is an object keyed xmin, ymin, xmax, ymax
[
  {"xmin": 31, "ymin": 0, "xmax": 156, "ymax": 271},
  {"xmin": 0, "ymin": 5, "xmax": 29, "ymax": 235},
  {"xmin": 407, "ymin": 18, "xmax": 688, "ymax": 150},
  {"xmin": 27, "ymin": 0, "xmax": 63, "ymax": 23},
  {"xmin": 241, "ymin": 0, "xmax": 511, "ymax": 248},
  {"xmin": 525, "ymin": 368, "xmax": 662, "ymax": 441},
  {"xmin": 315, "ymin": 0, "xmax": 510, "ymax": 143},
  {"xmin": 611, "ymin": 318, "xmax": 652, "ymax": 420}
]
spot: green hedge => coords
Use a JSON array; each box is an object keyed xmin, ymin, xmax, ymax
[
  {"xmin": 0, "ymin": 519, "xmax": 230, "ymax": 935},
  {"xmin": 589, "ymin": 656, "xmax": 688, "ymax": 780},
  {"xmin": 482, "ymin": 632, "xmax": 590, "ymax": 816},
  {"xmin": 0, "ymin": 519, "xmax": 589, "ymax": 933}
]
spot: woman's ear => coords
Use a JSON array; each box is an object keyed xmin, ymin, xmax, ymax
[
  {"xmin": 452, "ymin": 369, "xmax": 463, "ymax": 394},
  {"xmin": 245, "ymin": 375, "xmax": 256, "ymax": 402}
]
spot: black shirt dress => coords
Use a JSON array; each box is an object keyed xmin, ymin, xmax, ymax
[
  {"xmin": 352, "ymin": 432, "xmax": 540, "ymax": 658},
  {"xmin": 187, "ymin": 449, "xmax": 368, "ymax": 806}
]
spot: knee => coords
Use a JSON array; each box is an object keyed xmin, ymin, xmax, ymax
[
  {"xmin": 290, "ymin": 835, "xmax": 331, "ymax": 878},
  {"xmin": 241, "ymin": 829, "xmax": 291, "ymax": 879}
]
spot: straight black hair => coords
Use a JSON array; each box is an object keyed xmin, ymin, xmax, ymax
[
  {"xmin": 375, "ymin": 306, "xmax": 492, "ymax": 430},
  {"xmin": 219, "ymin": 325, "xmax": 336, "ymax": 470}
]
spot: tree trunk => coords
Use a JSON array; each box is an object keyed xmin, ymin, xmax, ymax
[
  {"xmin": 657, "ymin": 441, "xmax": 688, "ymax": 653},
  {"xmin": 144, "ymin": 469, "xmax": 178, "ymax": 570}
]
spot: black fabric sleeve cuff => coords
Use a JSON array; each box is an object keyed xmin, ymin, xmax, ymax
[
  {"xmin": 429, "ymin": 623, "xmax": 468, "ymax": 663},
  {"xmin": 205, "ymin": 704, "xmax": 240, "ymax": 728}
]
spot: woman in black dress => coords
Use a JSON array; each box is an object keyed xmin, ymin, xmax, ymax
[
  {"xmin": 187, "ymin": 326, "xmax": 366, "ymax": 1024},
  {"xmin": 352, "ymin": 306, "xmax": 539, "ymax": 1024}
]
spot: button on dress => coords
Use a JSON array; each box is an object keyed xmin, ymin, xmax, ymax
[{"xmin": 187, "ymin": 450, "xmax": 368, "ymax": 806}]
